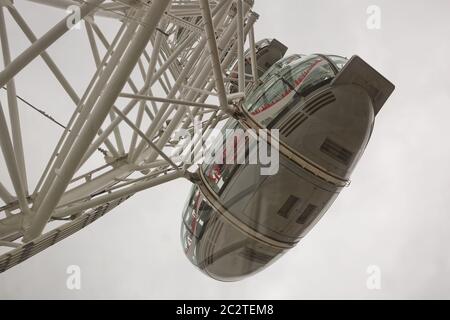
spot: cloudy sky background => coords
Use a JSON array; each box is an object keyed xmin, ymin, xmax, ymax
[{"xmin": 0, "ymin": 0, "xmax": 450, "ymax": 299}]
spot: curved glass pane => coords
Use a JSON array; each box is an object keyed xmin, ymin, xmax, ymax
[
  {"xmin": 181, "ymin": 186, "xmax": 215, "ymax": 266},
  {"xmin": 202, "ymin": 120, "xmax": 256, "ymax": 195},
  {"xmin": 327, "ymin": 55, "xmax": 348, "ymax": 70},
  {"xmin": 180, "ymin": 186, "xmax": 285, "ymax": 282},
  {"xmin": 259, "ymin": 54, "xmax": 306, "ymax": 82},
  {"xmin": 243, "ymin": 55, "xmax": 335, "ymax": 123},
  {"xmin": 182, "ymin": 186, "xmax": 213, "ymax": 240}
]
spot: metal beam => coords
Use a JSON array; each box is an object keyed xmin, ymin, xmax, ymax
[
  {"xmin": 0, "ymin": 101, "xmax": 31, "ymax": 217},
  {"xmin": 23, "ymin": 0, "xmax": 171, "ymax": 241},
  {"xmin": 0, "ymin": 182, "xmax": 14, "ymax": 204},
  {"xmin": 0, "ymin": 0, "xmax": 105, "ymax": 88},
  {"xmin": 0, "ymin": 7, "xmax": 28, "ymax": 193},
  {"xmin": 236, "ymin": 0, "xmax": 246, "ymax": 94},
  {"xmin": 7, "ymin": 6, "xmax": 81, "ymax": 105},
  {"xmin": 249, "ymin": 24, "xmax": 259, "ymax": 83},
  {"xmin": 54, "ymin": 171, "xmax": 184, "ymax": 218},
  {"xmin": 32, "ymin": 17, "xmax": 136, "ymax": 210},
  {"xmin": 199, "ymin": 0, "xmax": 232, "ymax": 114},
  {"xmin": 111, "ymin": 106, "xmax": 181, "ymax": 172},
  {"xmin": 119, "ymin": 93, "xmax": 220, "ymax": 110}
]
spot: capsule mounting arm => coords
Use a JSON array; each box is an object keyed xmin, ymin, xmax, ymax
[{"xmin": 332, "ymin": 55, "xmax": 395, "ymax": 116}]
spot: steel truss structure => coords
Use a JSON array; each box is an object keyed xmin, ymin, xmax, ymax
[{"xmin": 0, "ymin": 0, "xmax": 261, "ymax": 272}]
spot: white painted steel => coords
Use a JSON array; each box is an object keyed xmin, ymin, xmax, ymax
[{"xmin": 0, "ymin": 0, "xmax": 260, "ymax": 271}]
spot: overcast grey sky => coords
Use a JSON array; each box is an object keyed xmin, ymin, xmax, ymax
[{"xmin": 0, "ymin": 0, "xmax": 450, "ymax": 299}]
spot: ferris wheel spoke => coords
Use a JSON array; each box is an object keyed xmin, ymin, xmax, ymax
[
  {"xmin": 0, "ymin": 182, "xmax": 14, "ymax": 205},
  {"xmin": 0, "ymin": 0, "xmax": 105, "ymax": 88},
  {"xmin": 0, "ymin": 100, "xmax": 31, "ymax": 219},
  {"xmin": 7, "ymin": 6, "xmax": 81, "ymax": 104},
  {"xmin": 0, "ymin": 0, "xmax": 258, "ymax": 271},
  {"xmin": 23, "ymin": 0, "xmax": 172, "ymax": 241}
]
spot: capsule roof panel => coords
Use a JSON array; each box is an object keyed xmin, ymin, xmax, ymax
[{"xmin": 332, "ymin": 55, "xmax": 395, "ymax": 115}]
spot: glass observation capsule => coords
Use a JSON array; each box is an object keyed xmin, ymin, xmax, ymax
[{"xmin": 181, "ymin": 44, "xmax": 395, "ymax": 282}]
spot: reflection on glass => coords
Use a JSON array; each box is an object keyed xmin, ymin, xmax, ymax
[
  {"xmin": 202, "ymin": 121, "xmax": 256, "ymax": 195},
  {"xmin": 243, "ymin": 55, "xmax": 336, "ymax": 123},
  {"xmin": 327, "ymin": 55, "xmax": 348, "ymax": 70},
  {"xmin": 259, "ymin": 54, "xmax": 306, "ymax": 82}
]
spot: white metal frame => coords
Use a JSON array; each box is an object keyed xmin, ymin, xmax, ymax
[{"xmin": 0, "ymin": 0, "xmax": 261, "ymax": 272}]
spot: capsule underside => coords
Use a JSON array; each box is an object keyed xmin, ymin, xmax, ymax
[{"xmin": 181, "ymin": 50, "xmax": 394, "ymax": 282}]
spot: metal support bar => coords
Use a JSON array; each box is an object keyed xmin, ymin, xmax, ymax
[
  {"xmin": 86, "ymin": 20, "xmax": 126, "ymax": 156},
  {"xmin": 0, "ymin": 214, "xmax": 22, "ymax": 239},
  {"xmin": 249, "ymin": 24, "xmax": 259, "ymax": 83},
  {"xmin": 7, "ymin": 6, "xmax": 81, "ymax": 105},
  {"xmin": 0, "ymin": 7, "xmax": 28, "ymax": 194},
  {"xmin": 54, "ymin": 171, "xmax": 184, "ymax": 218},
  {"xmin": 152, "ymin": 0, "xmax": 235, "ymax": 146},
  {"xmin": 178, "ymin": 1, "xmax": 244, "ymax": 131},
  {"xmin": 0, "ymin": 101, "xmax": 31, "ymax": 217},
  {"xmin": 0, "ymin": 182, "xmax": 14, "ymax": 204},
  {"xmin": 128, "ymin": 28, "xmax": 165, "ymax": 158},
  {"xmin": 111, "ymin": 106, "xmax": 181, "ymax": 172},
  {"xmin": 199, "ymin": 0, "xmax": 233, "ymax": 114},
  {"xmin": 236, "ymin": 0, "xmax": 245, "ymax": 94},
  {"xmin": 23, "ymin": 0, "xmax": 171, "ymax": 241},
  {"xmin": 32, "ymin": 20, "xmax": 128, "ymax": 202},
  {"xmin": 119, "ymin": 93, "xmax": 220, "ymax": 110},
  {"xmin": 0, "ymin": 0, "xmax": 262, "ymax": 262},
  {"xmin": 0, "ymin": 0, "xmax": 105, "ymax": 88},
  {"xmin": 130, "ymin": 36, "xmax": 210, "ymax": 164},
  {"xmin": 32, "ymin": 16, "xmax": 136, "ymax": 210},
  {"xmin": 85, "ymin": 20, "xmax": 101, "ymax": 66},
  {"xmin": 0, "ymin": 240, "xmax": 21, "ymax": 248},
  {"xmin": 180, "ymin": 17, "xmax": 256, "ymax": 132}
]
